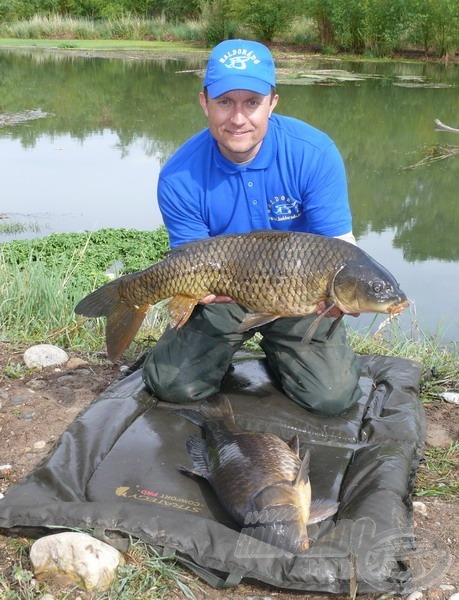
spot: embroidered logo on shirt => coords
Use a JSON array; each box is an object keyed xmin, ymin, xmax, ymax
[{"xmin": 268, "ymin": 196, "xmax": 302, "ymax": 221}]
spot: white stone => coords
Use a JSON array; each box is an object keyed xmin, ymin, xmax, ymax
[
  {"xmin": 30, "ymin": 532, "xmax": 124, "ymax": 591},
  {"xmin": 441, "ymin": 391, "xmax": 459, "ymax": 405},
  {"xmin": 413, "ymin": 501, "xmax": 428, "ymax": 516},
  {"xmin": 406, "ymin": 592, "xmax": 423, "ymax": 600},
  {"xmin": 23, "ymin": 344, "xmax": 69, "ymax": 369},
  {"xmin": 448, "ymin": 594, "xmax": 459, "ymax": 600}
]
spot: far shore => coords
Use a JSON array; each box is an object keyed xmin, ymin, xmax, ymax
[{"xmin": 1, "ymin": 37, "xmax": 455, "ymax": 64}]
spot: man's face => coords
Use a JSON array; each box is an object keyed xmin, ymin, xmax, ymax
[{"xmin": 199, "ymin": 89, "xmax": 279, "ymax": 164}]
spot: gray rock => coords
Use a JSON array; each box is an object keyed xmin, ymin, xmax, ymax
[
  {"xmin": 30, "ymin": 532, "xmax": 124, "ymax": 591},
  {"xmin": 23, "ymin": 345, "xmax": 69, "ymax": 369},
  {"xmin": 10, "ymin": 395, "xmax": 32, "ymax": 405}
]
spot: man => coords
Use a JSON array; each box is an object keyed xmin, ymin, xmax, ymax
[{"xmin": 142, "ymin": 39, "xmax": 362, "ymax": 416}]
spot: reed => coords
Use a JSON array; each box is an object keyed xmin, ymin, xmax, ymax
[
  {"xmin": 0, "ymin": 15, "xmax": 208, "ymax": 42},
  {"xmin": 0, "ymin": 220, "xmax": 41, "ymax": 236}
]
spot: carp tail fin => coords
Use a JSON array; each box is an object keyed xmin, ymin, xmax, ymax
[{"xmin": 75, "ymin": 279, "xmax": 149, "ymax": 362}]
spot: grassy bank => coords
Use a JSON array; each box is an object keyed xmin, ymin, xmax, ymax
[{"xmin": 0, "ymin": 37, "xmax": 202, "ymax": 52}]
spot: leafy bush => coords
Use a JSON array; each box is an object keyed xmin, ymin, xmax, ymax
[{"xmin": 228, "ymin": 0, "xmax": 301, "ymax": 42}]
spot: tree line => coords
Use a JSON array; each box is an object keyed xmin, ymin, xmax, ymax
[{"xmin": 0, "ymin": 0, "xmax": 457, "ymax": 57}]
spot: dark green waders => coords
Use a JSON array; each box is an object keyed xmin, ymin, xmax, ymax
[{"xmin": 142, "ymin": 304, "xmax": 362, "ymax": 416}]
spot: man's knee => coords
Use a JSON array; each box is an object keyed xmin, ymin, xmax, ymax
[
  {"xmin": 142, "ymin": 324, "xmax": 239, "ymax": 403},
  {"xmin": 146, "ymin": 366, "xmax": 218, "ymax": 403},
  {"xmin": 287, "ymin": 381, "xmax": 362, "ymax": 416}
]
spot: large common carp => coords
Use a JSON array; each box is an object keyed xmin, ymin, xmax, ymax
[
  {"xmin": 176, "ymin": 394, "xmax": 338, "ymax": 554},
  {"xmin": 75, "ymin": 230, "xmax": 408, "ymax": 361}
]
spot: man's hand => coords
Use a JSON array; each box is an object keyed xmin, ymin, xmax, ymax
[
  {"xmin": 199, "ymin": 294, "xmax": 237, "ymax": 305},
  {"xmin": 316, "ymin": 301, "xmax": 359, "ymax": 318}
]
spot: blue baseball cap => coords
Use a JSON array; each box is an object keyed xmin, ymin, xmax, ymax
[{"xmin": 203, "ymin": 39, "xmax": 276, "ymax": 99}]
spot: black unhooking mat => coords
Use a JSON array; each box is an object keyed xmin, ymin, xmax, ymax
[{"xmin": 0, "ymin": 354, "xmax": 425, "ymax": 594}]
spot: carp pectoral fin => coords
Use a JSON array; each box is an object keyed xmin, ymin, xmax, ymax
[
  {"xmin": 294, "ymin": 450, "xmax": 311, "ymax": 486},
  {"xmin": 307, "ymin": 499, "xmax": 340, "ymax": 525},
  {"xmin": 287, "ymin": 434, "xmax": 300, "ymax": 456},
  {"xmin": 237, "ymin": 312, "xmax": 281, "ymax": 332},
  {"xmin": 182, "ymin": 435, "xmax": 210, "ymax": 479},
  {"xmin": 167, "ymin": 295, "xmax": 199, "ymax": 328},
  {"xmin": 301, "ymin": 303, "xmax": 337, "ymax": 344},
  {"xmin": 179, "ymin": 464, "xmax": 207, "ymax": 478}
]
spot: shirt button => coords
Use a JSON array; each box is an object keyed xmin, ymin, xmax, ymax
[
  {"xmin": 252, "ymin": 199, "xmax": 258, "ymax": 204},
  {"xmin": 248, "ymin": 181, "xmax": 253, "ymax": 187}
]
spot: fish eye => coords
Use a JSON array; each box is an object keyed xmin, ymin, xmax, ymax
[{"xmin": 372, "ymin": 279, "xmax": 385, "ymax": 293}]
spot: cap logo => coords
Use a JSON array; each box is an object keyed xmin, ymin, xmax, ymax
[{"xmin": 219, "ymin": 48, "xmax": 260, "ymax": 70}]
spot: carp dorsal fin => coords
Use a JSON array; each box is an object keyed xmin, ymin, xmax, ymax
[
  {"xmin": 174, "ymin": 394, "xmax": 236, "ymax": 428},
  {"xmin": 167, "ymin": 294, "xmax": 199, "ymax": 328},
  {"xmin": 287, "ymin": 434, "xmax": 300, "ymax": 456},
  {"xmin": 198, "ymin": 394, "xmax": 236, "ymax": 425},
  {"xmin": 237, "ymin": 312, "xmax": 281, "ymax": 333},
  {"xmin": 307, "ymin": 499, "xmax": 340, "ymax": 524},
  {"xmin": 294, "ymin": 449, "xmax": 311, "ymax": 487},
  {"xmin": 301, "ymin": 303, "xmax": 336, "ymax": 344}
]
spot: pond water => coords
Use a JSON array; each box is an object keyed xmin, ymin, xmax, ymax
[{"xmin": 1, "ymin": 48, "xmax": 458, "ymax": 342}]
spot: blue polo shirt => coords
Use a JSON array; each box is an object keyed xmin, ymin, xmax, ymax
[{"xmin": 158, "ymin": 113, "xmax": 352, "ymax": 248}]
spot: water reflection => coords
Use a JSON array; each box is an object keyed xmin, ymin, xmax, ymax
[{"xmin": 0, "ymin": 48, "xmax": 458, "ymax": 340}]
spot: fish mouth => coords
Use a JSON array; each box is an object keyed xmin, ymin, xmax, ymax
[{"xmin": 388, "ymin": 298, "xmax": 409, "ymax": 315}]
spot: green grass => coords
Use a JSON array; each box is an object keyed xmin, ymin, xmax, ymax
[{"xmin": 415, "ymin": 442, "xmax": 459, "ymax": 498}]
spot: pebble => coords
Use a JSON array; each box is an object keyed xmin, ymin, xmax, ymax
[
  {"xmin": 448, "ymin": 594, "xmax": 459, "ymax": 600},
  {"xmin": 441, "ymin": 391, "xmax": 459, "ymax": 405},
  {"xmin": 27, "ymin": 379, "xmax": 47, "ymax": 390},
  {"xmin": 407, "ymin": 592, "xmax": 423, "ymax": 600},
  {"xmin": 440, "ymin": 585, "xmax": 456, "ymax": 592},
  {"xmin": 413, "ymin": 501, "xmax": 428, "ymax": 516},
  {"xmin": 33, "ymin": 440, "xmax": 46, "ymax": 450},
  {"xmin": 66, "ymin": 357, "xmax": 88, "ymax": 370},
  {"xmin": 10, "ymin": 395, "xmax": 33, "ymax": 405},
  {"xmin": 22, "ymin": 413, "xmax": 36, "ymax": 421},
  {"xmin": 23, "ymin": 344, "xmax": 69, "ymax": 369}
]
